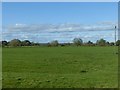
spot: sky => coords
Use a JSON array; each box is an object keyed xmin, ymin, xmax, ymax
[{"xmin": 2, "ymin": 2, "xmax": 118, "ymax": 43}]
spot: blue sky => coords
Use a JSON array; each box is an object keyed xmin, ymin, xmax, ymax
[{"xmin": 2, "ymin": 2, "xmax": 118, "ymax": 43}]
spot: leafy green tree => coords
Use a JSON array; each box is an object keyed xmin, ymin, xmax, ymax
[
  {"xmin": 116, "ymin": 40, "xmax": 120, "ymax": 46},
  {"xmin": 86, "ymin": 41, "xmax": 94, "ymax": 46},
  {"xmin": 73, "ymin": 38, "xmax": 83, "ymax": 46},
  {"xmin": 106, "ymin": 41, "xmax": 110, "ymax": 46},
  {"xmin": 96, "ymin": 38, "xmax": 106, "ymax": 46},
  {"xmin": 2, "ymin": 41, "xmax": 8, "ymax": 47},
  {"xmin": 0, "ymin": 41, "xmax": 1, "ymax": 46},
  {"xmin": 50, "ymin": 40, "xmax": 59, "ymax": 46},
  {"xmin": 22, "ymin": 40, "xmax": 31, "ymax": 46},
  {"xmin": 9, "ymin": 39, "xmax": 21, "ymax": 47},
  {"xmin": 109, "ymin": 42, "xmax": 114, "ymax": 46}
]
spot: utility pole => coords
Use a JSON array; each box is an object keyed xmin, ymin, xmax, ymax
[
  {"xmin": 115, "ymin": 26, "xmax": 117, "ymax": 46},
  {"xmin": 114, "ymin": 25, "xmax": 118, "ymax": 54}
]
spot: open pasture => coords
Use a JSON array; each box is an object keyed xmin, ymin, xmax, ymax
[{"xmin": 2, "ymin": 46, "xmax": 118, "ymax": 88}]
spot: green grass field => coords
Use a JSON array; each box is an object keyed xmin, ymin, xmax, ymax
[{"xmin": 2, "ymin": 46, "xmax": 118, "ymax": 88}]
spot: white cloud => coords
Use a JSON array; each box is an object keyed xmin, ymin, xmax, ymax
[
  {"xmin": 4, "ymin": 22, "xmax": 117, "ymax": 33},
  {"xmin": 15, "ymin": 24, "xmax": 26, "ymax": 26},
  {"xmin": 2, "ymin": 21, "xmax": 118, "ymax": 43}
]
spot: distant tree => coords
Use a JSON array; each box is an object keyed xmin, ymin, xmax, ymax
[
  {"xmin": 116, "ymin": 40, "xmax": 120, "ymax": 46},
  {"xmin": 47, "ymin": 43, "xmax": 51, "ymax": 47},
  {"xmin": 106, "ymin": 41, "xmax": 110, "ymax": 46},
  {"xmin": 30, "ymin": 42, "xmax": 35, "ymax": 46},
  {"xmin": 9, "ymin": 39, "xmax": 21, "ymax": 47},
  {"xmin": 0, "ymin": 41, "xmax": 1, "ymax": 46},
  {"xmin": 86, "ymin": 41, "xmax": 94, "ymax": 46},
  {"xmin": 73, "ymin": 38, "xmax": 83, "ymax": 46},
  {"xmin": 50, "ymin": 40, "xmax": 59, "ymax": 46},
  {"xmin": 21, "ymin": 40, "xmax": 31, "ymax": 46},
  {"xmin": 96, "ymin": 38, "xmax": 106, "ymax": 46},
  {"xmin": 60, "ymin": 43, "xmax": 65, "ymax": 47},
  {"xmin": 31, "ymin": 42, "xmax": 39, "ymax": 46},
  {"xmin": 34, "ymin": 43, "xmax": 40, "ymax": 46},
  {"xmin": 109, "ymin": 42, "xmax": 115, "ymax": 46},
  {"xmin": 2, "ymin": 41, "xmax": 8, "ymax": 47}
]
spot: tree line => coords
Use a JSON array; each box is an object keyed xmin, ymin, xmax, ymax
[{"xmin": 1, "ymin": 38, "xmax": 120, "ymax": 47}]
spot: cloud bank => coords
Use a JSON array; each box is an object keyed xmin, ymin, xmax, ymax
[{"xmin": 2, "ymin": 21, "xmax": 118, "ymax": 43}]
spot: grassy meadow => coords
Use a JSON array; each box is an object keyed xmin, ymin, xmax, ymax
[{"xmin": 2, "ymin": 46, "xmax": 118, "ymax": 88}]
